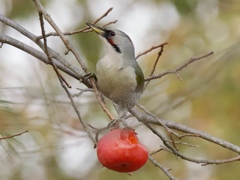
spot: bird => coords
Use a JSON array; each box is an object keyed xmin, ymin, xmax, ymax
[{"xmin": 86, "ymin": 23, "xmax": 144, "ymax": 121}]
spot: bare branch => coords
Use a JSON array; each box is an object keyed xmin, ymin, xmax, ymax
[
  {"xmin": 145, "ymin": 51, "xmax": 214, "ymax": 81},
  {"xmin": 36, "ymin": 20, "xmax": 118, "ymax": 39},
  {"xmin": 137, "ymin": 103, "xmax": 179, "ymax": 150},
  {"xmin": 73, "ymin": 88, "xmax": 94, "ymax": 97},
  {"xmin": 143, "ymin": 118, "xmax": 240, "ymax": 165},
  {"xmin": 166, "ymin": 140, "xmax": 199, "ymax": 148},
  {"xmin": 148, "ymin": 155, "xmax": 177, "ymax": 180},
  {"xmin": 102, "ymin": 20, "xmax": 118, "ymax": 27},
  {"xmin": 130, "ymin": 105, "xmax": 240, "ymax": 169},
  {"xmin": 39, "ymin": 12, "xmax": 71, "ymax": 88},
  {"xmin": 61, "ymin": 81, "xmax": 96, "ymax": 144},
  {"xmin": 61, "ymin": 20, "xmax": 118, "ymax": 35},
  {"xmin": 36, "ymin": 7, "xmax": 115, "ymax": 38},
  {"xmin": 144, "ymin": 42, "xmax": 168, "ymax": 89},
  {"xmin": 136, "ymin": 42, "xmax": 168, "ymax": 59},
  {"xmin": 33, "ymin": 0, "xmax": 88, "ymax": 73},
  {"xmin": 130, "ymin": 107, "xmax": 240, "ymax": 155},
  {"xmin": 0, "ymin": 130, "xmax": 28, "ymax": 140},
  {"xmin": 90, "ymin": 78, "xmax": 115, "ymax": 121},
  {"xmin": 150, "ymin": 148, "xmax": 164, "ymax": 155},
  {"xmin": 93, "ymin": 7, "xmax": 113, "ymax": 24},
  {"xmin": 202, "ymin": 156, "xmax": 240, "ymax": 166}
]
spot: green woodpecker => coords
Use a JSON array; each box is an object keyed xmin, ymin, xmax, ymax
[{"xmin": 86, "ymin": 23, "xmax": 144, "ymax": 119}]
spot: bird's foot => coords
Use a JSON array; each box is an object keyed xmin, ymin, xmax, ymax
[{"xmin": 81, "ymin": 72, "xmax": 97, "ymax": 84}]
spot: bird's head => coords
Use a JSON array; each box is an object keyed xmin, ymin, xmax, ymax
[{"xmin": 86, "ymin": 23, "xmax": 135, "ymax": 59}]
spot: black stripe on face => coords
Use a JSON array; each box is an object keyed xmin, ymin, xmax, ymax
[{"xmin": 110, "ymin": 42, "xmax": 121, "ymax": 53}]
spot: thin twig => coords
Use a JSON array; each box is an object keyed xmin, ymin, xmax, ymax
[
  {"xmin": 143, "ymin": 120, "xmax": 216, "ymax": 164},
  {"xmin": 147, "ymin": 44, "xmax": 167, "ymax": 76},
  {"xmin": 61, "ymin": 82, "xmax": 96, "ymax": 144},
  {"xmin": 90, "ymin": 78, "xmax": 115, "ymax": 120},
  {"xmin": 36, "ymin": 7, "xmax": 115, "ymax": 39},
  {"xmin": 39, "ymin": 12, "xmax": 71, "ymax": 88},
  {"xmin": 165, "ymin": 140, "xmax": 199, "ymax": 148},
  {"xmin": 136, "ymin": 104, "xmax": 179, "ymax": 150},
  {"xmin": 202, "ymin": 156, "xmax": 240, "ymax": 166},
  {"xmin": 38, "ymin": 11, "xmax": 95, "ymax": 143},
  {"xmin": 130, "ymin": 108, "xmax": 240, "ymax": 165},
  {"xmin": 0, "ymin": 130, "xmax": 28, "ymax": 140},
  {"xmin": 33, "ymin": 0, "xmax": 88, "ymax": 73},
  {"xmin": 144, "ymin": 43, "xmax": 168, "ymax": 89},
  {"xmin": 65, "ymin": 20, "xmax": 118, "ymax": 35},
  {"xmin": 148, "ymin": 155, "xmax": 177, "ymax": 180},
  {"xmin": 102, "ymin": 20, "xmax": 118, "ymax": 27},
  {"xmin": 145, "ymin": 51, "xmax": 214, "ymax": 81},
  {"xmin": 37, "ymin": 20, "xmax": 118, "ymax": 39},
  {"xmin": 93, "ymin": 7, "xmax": 113, "ymax": 24},
  {"xmin": 150, "ymin": 148, "xmax": 164, "ymax": 155},
  {"xmin": 178, "ymin": 133, "xmax": 201, "ymax": 139},
  {"xmin": 136, "ymin": 42, "xmax": 168, "ymax": 59},
  {"xmin": 72, "ymin": 88, "xmax": 94, "ymax": 97}
]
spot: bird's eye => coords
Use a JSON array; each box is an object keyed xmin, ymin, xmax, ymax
[{"xmin": 109, "ymin": 31, "xmax": 115, "ymax": 36}]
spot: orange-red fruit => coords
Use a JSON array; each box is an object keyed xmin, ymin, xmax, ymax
[{"xmin": 97, "ymin": 128, "xmax": 148, "ymax": 173}]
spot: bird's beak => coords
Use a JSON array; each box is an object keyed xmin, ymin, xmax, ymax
[{"xmin": 86, "ymin": 23, "xmax": 105, "ymax": 35}]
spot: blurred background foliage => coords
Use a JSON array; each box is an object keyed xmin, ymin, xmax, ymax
[{"xmin": 0, "ymin": 0, "xmax": 240, "ymax": 179}]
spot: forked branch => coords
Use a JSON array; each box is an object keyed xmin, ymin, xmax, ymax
[{"xmin": 145, "ymin": 51, "xmax": 214, "ymax": 81}]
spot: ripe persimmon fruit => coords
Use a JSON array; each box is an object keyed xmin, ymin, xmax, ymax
[{"xmin": 97, "ymin": 128, "xmax": 148, "ymax": 173}]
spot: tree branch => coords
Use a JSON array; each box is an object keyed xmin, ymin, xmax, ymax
[
  {"xmin": 33, "ymin": 0, "xmax": 87, "ymax": 72},
  {"xmin": 148, "ymin": 155, "xmax": 177, "ymax": 180},
  {"xmin": 144, "ymin": 42, "xmax": 168, "ymax": 89},
  {"xmin": 130, "ymin": 107, "xmax": 240, "ymax": 166},
  {"xmin": 202, "ymin": 156, "xmax": 240, "ymax": 166},
  {"xmin": 36, "ymin": 7, "xmax": 116, "ymax": 39},
  {"xmin": 145, "ymin": 51, "xmax": 214, "ymax": 81},
  {"xmin": 39, "ymin": 12, "xmax": 71, "ymax": 88},
  {"xmin": 130, "ymin": 108, "xmax": 240, "ymax": 153},
  {"xmin": 0, "ymin": 130, "xmax": 28, "ymax": 140},
  {"xmin": 136, "ymin": 42, "xmax": 168, "ymax": 59}
]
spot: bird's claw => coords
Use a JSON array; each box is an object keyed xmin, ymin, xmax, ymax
[{"xmin": 81, "ymin": 72, "xmax": 97, "ymax": 84}]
